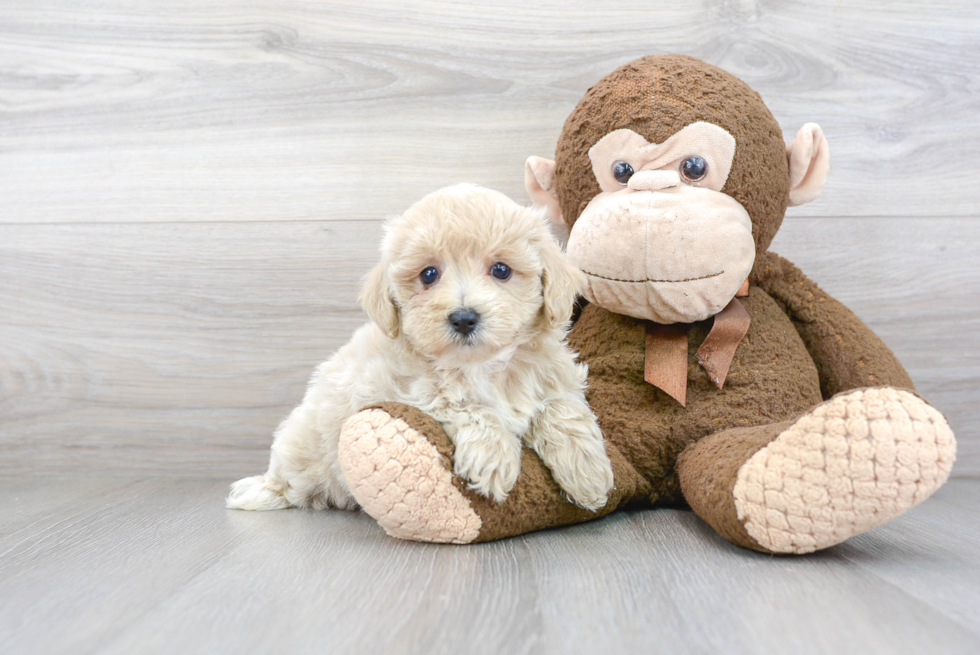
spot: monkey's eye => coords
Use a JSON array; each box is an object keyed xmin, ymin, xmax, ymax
[
  {"xmin": 612, "ymin": 161, "xmax": 635, "ymax": 185},
  {"xmin": 419, "ymin": 266, "xmax": 440, "ymax": 285},
  {"xmin": 680, "ymin": 156, "xmax": 708, "ymax": 182},
  {"xmin": 489, "ymin": 262, "xmax": 512, "ymax": 281}
]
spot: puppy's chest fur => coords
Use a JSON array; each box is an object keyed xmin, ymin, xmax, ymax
[{"xmin": 405, "ymin": 357, "xmax": 539, "ymax": 439}]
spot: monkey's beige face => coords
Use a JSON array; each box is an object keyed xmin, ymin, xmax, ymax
[
  {"xmin": 565, "ymin": 122, "xmax": 755, "ymax": 324},
  {"xmin": 364, "ymin": 186, "xmax": 582, "ymax": 367}
]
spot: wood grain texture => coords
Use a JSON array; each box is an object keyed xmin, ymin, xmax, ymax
[
  {"xmin": 1, "ymin": 217, "xmax": 977, "ymax": 476},
  {"xmin": 1, "ymin": 477, "xmax": 979, "ymax": 655},
  {"xmin": 0, "ymin": 220, "xmax": 380, "ymax": 475},
  {"xmin": 1, "ymin": 0, "xmax": 979, "ymax": 224},
  {"xmin": 0, "ymin": 3, "xmax": 978, "ymax": 474}
]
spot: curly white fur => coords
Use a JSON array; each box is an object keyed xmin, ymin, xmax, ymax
[{"xmin": 227, "ymin": 184, "xmax": 614, "ymax": 513}]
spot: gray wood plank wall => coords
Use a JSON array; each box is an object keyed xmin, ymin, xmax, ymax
[{"xmin": 2, "ymin": 0, "xmax": 978, "ymax": 477}]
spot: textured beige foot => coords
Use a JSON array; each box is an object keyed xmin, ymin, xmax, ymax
[
  {"xmin": 734, "ymin": 388, "xmax": 956, "ymax": 554},
  {"xmin": 338, "ymin": 408, "xmax": 482, "ymax": 544}
]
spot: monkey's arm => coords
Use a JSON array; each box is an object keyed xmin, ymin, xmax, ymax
[{"xmin": 750, "ymin": 251, "xmax": 914, "ymax": 398}]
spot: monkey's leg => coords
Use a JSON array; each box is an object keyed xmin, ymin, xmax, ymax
[
  {"xmin": 677, "ymin": 387, "xmax": 956, "ymax": 554},
  {"xmin": 337, "ymin": 402, "xmax": 648, "ymax": 543}
]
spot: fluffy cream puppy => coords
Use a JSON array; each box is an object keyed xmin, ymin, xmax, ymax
[{"xmin": 227, "ymin": 184, "xmax": 614, "ymax": 514}]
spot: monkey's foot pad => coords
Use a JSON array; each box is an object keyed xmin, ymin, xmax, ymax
[
  {"xmin": 339, "ymin": 408, "xmax": 482, "ymax": 544},
  {"xmin": 734, "ymin": 387, "xmax": 956, "ymax": 554}
]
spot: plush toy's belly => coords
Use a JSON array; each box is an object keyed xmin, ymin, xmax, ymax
[{"xmin": 567, "ymin": 287, "xmax": 823, "ymax": 504}]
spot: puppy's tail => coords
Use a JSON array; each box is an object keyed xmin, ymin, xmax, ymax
[{"xmin": 226, "ymin": 475, "xmax": 290, "ymax": 511}]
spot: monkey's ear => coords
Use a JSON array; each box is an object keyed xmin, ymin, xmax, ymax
[
  {"xmin": 525, "ymin": 156, "xmax": 567, "ymax": 242},
  {"xmin": 360, "ymin": 262, "xmax": 399, "ymax": 339},
  {"xmin": 786, "ymin": 123, "xmax": 830, "ymax": 206},
  {"xmin": 538, "ymin": 235, "xmax": 586, "ymax": 330}
]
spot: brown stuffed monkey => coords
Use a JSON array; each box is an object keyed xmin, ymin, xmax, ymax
[{"xmin": 337, "ymin": 54, "xmax": 956, "ymax": 554}]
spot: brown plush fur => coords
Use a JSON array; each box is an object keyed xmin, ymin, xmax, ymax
[
  {"xmin": 751, "ymin": 251, "xmax": 915, "ymax": 396},
  {"xmin": 677, "ymin": 419, "xmax": 794, "ymax": 551},
  {"xmin": 342, "ymin": 55, "xmax": 948, "ymax": 551},
  {"xmin": 473, "ymin": 55, "xmax": 917, "ymax": 547},
  {"xmin": 568, "ymin": 287, "xmax": 825, "ymax": 506}
]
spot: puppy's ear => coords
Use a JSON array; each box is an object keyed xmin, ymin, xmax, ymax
[
  {"xmin": 539, "ymin": 235, "xmax": 586, "ymax": 330},
  {"xmin": 360, "ymin": 262, "xmax": 399, "ymax": 339}
]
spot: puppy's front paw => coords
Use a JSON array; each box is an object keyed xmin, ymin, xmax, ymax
[
  {"xmin": 546, "ymin": 438, "xmax": 615, "ymax": 512},
  {"xmin": 561, "ymin": 450, "xmax": 614, "ymax": 512},
  {"xmin": 453, "ymin": 425, "xmax": 521, "ymax": 503}
]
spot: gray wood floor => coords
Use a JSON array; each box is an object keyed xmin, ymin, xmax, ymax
[
  {"xmin": 2, "ymin": 477, "xmax": 979, "ymax": 655},
  {"xmin": 2, "ymin": 2, "xmax": 980, "ymax": 654}
]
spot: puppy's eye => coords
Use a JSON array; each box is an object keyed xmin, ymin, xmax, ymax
[
  {"xmin": 680, "ymin": 156, "xmax": 708, "ymax": 182},
  {"xmin": 612, "ymin": 161, "xmax": 634, "ymax": 185},
  {"xmin": 419, "ymin": 267, "xmax": 440, "ymax": 285},
  {"xmin": 489, "ymin": 262, "xmax": 512, "ymax": 281}
]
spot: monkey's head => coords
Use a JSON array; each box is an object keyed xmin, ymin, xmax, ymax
[{"xmin": 526, "ymin": 54, "xmax": 829, "ymax": 324}]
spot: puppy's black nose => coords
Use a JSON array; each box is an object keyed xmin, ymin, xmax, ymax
[{"xmin": 448, "ymin": 308, "xmax": 480, "ymax": 336}]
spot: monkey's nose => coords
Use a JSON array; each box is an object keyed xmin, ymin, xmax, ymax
[
  {"xmin": 448, "ymin": 308, "xmax": 480, "ymax": 336},
  {"xmin": 628, "ymin": 170, "xmax": 681, "ymax": 192}
]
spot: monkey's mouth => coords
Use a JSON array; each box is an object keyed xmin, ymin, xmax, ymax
[{"xmin": 580, "ymin": 269, "xmax": 725, "ymax": 284}]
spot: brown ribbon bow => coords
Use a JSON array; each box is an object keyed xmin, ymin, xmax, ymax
[{"xmin": 643, "ymin": 280, "xmax": 751, "ymax": 406}]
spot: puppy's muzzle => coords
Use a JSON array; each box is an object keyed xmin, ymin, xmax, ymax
[{"xmin": 448, "ymin": 308, "xmax": 480, "ymax": 336}]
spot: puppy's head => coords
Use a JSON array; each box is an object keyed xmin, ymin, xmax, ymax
[{"xmin": 361, "ymin": 184, "xmax": 585, "ymax": 366}]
